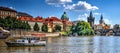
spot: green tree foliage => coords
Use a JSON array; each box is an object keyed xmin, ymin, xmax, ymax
[
  {"xmin": 0, "ymin": 18, "xmax": 5, "ymax": 28},
  {"xmin": 26, "ymin": 21, "xmax": 31, "ymax": 30},
  {"xmin": 113, "ymin": 24, "xmax": 119, "ymax": 29},
  {"xmin": 41, "ymin": 24, "xmax": 48, "ymax": 32},
  {"xmin": 0, "ymin": 16, "xmax": 31, "ymax": 30},
  {"xmin": 54, "ymin": 25, "xmax": 61, "ymax": 31},
  {"xmin": 33, "ymin": 22, "xmax": 39, "ymax": 31},
  {"xmin": 70, "ymin": 21, "xmax": 94, "ymax": 36}
]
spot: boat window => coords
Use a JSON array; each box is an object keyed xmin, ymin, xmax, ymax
[
  {"xmin": 17, "ymin": 41, "xmax": 21, "ymax": 42},
  {"xmin": 22, "ymin": 40, "xmax": 24, "ymax": 42}
]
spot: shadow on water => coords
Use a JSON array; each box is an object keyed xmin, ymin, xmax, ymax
[{"xmin": 0, "ymin": 36, "xmax": 120, "ymax": 53}]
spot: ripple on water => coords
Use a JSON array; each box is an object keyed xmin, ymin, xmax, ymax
[{"xmin": 0, "ymin": 36, "xmax": 120, "ymax": 53}]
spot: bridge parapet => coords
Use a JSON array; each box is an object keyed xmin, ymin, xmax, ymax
[{"xmin": 94, "ymin": 29, "xmax": 120, "ymax": 36}]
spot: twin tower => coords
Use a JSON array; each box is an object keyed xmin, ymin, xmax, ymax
[{"xmin": 87, "ymin": 11, "xmax": 104, "ymax": 28}]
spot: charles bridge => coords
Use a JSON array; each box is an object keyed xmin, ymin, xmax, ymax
[{"xmin": 94, "ymin": 29, "xmax": 120, "ymax": 36}]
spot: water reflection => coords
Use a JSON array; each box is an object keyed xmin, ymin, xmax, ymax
[{"xmin": 0, "ymin": 36, "xmax": 120, "ymax": 53}]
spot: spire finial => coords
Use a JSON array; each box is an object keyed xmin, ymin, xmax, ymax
[
  {"xmin": 90, "ymin": 11, "xmax": 93, "ymax": 17},
  {"xmin": 100, "ymin": 14, "xmax": 103, "ymax": 20},
  {"xmin": 64, "ymin": 11, "xmax": 66, "ymax": 14}
]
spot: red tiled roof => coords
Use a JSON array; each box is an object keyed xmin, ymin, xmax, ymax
[
  {"xmin": 66, "ymin": 21, "xmax": 73, "ymax": 26},
  {"xmin": 18, "ymin": 16, "xmax": 43, "ymax": 22},
  {"xmin": 18, "ymin": 16, "xmax": 72, "ymax": 27},
  {"xmin": 49, "ymin": 16, "xmax": 62, "ymax": 22},
  {"xmin": 35, "ymin": 16, "xmax": 43, "ymax": 22}
]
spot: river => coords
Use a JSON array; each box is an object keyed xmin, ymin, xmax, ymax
[{"xmin": 0, "ymin": 36, "xmax": 120, "ymax": 53}]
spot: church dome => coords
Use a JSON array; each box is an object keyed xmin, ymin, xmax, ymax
[{"xmin": 61, "ymin": 11, "xmax": 69, "ymax": 20}]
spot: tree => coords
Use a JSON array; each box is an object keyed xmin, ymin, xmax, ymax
[
  {"xmin": 41, "ymin": 24, "xmax": 48, "ymax": 32},
  {"xmin": 54, "ymin": 25, "xmax": 61, "ymax": 31},
  {"xmin": 26, "ymin": 21, "xmax": 31, "ymax": 30},
  {"xmin": 70, "ymin": 24, "xmax": 76, "ymax": 33},
  {"xmin": 2, "ymin": 16, "xmax": 18, "ymax": 30},
  {"xmin": 70, "ymin": 21, "xmax": 94, "ymax": 36},
  {"xmin": 113, "ymin": 24, "xmax": 119, "ymax": 29},
  {"xmin": 22, "ymin": 21, "xmax": 27, "ymax": 29},
  {"xmin": 33, "ymin": 22, "xmax": 39, "ymax": 31},
  {"xmin": 0, "ymin": 18, "xmax": 5, "ymax": 28},
  {"xmin": 0, "ymin": 16, "xmax": 31, "ymax": 30}
]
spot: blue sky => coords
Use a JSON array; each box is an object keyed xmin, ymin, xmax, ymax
[{"xmin": 0, "ymin": 0, "xmax": 120, "ymax": 26}]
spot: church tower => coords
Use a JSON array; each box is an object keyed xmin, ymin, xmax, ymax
[
  {"xmin": 61, "ymin": 11, "xmax": 69, "ymax": 31},
  {"xmin": 99, "ymin": 14, "xmax": 104, "ymax": 24},
  {"xmin": 61, "ymin": 11, "xmax": 69, "ymax": 21},
  {"xmin": 87, "ymin": 11, "xmax": 95, "ymax": 28}
]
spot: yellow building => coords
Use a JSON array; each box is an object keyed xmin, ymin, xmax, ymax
[{"xmin": 43, "ymin": 16, "xmax": 63, "ymax": 32}]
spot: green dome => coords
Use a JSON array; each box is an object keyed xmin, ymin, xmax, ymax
[{"xmin": 61, "ymin": 12, "xmax": 69, "ymax": 20}]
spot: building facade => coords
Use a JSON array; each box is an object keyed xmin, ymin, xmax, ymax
[
  {"xmin": 43, "ymin": 16, "xmax": 63, "ymax": 32},
  {"xmin": 0, "ymin": 6, "xmax": 17, "ymax": 18},
  {"xmin": 0, "ymin": 6, "xmax": 72, "ymax": 32},
  {"xmin": 17, "ymin": 12, "xmax": 43, "ymax": 31},
  {"xmin": 18, "ymin": 13, "xmax": 63, "ymax": 32},
  {"xmin": 94, "ymin": 14, "xmax": 110, "ymax": 30}
]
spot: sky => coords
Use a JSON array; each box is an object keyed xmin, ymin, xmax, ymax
[{"xmin": 0, "ymin": 0, "xmax": 120, "ymax": 27}]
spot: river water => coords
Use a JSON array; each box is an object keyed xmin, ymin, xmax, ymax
[{"xmin": 0, "ymin": 36, "xmax": 120, "ymax": 53}]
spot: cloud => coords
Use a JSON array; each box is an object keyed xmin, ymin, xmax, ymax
[
  {"xmin": 65, "ymin": 1, "xmax": 99, "ymax": 11},
  {"xmin": 94, "ymin": 12, "xmax": 101, "ymax": 15},
  {"xmin": 95, "ymin": 20, "xmax": 99, "ymax": 24},
  {"xmin": 77, "ymin": 13, "xmax": 89, "ymax": 21},
  {"xmin": 104, "ymin": 18, "xmax": 112, "ymax": 24},
  {"xmin": 9, "ymin": 7, "xmax": 15, "ymax": 9},
  {"xmin": 46, "ymin": 0, "xmax": 72, "ymax": 5},
  {"xmin": 104, "ymin": 18, "xmax": 113, "ymax": 28}
]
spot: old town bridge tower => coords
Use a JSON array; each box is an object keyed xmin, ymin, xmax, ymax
[{"xmin": 87, "ymin": 11, "xmax": 95, "ymax": 28}]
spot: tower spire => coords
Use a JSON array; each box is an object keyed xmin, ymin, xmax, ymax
[
  {"xmin": 100, "ymin": 14, "xmax": 103, "ymax": 20},
  {"xmin": 99, "ymin": 14, "xmax": 104, "ymax": 24},
  {"xmin": 64, "ymin": 11, "xmax": 66, "ymax": 14},
  {"xmin": 90, "ymin": 11, "xmax": 93, "ymax": 18}
]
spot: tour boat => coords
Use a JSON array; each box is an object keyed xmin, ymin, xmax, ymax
[{"xmin": 5, "ymin": 37, "xmax": 46, "ymax": 47}]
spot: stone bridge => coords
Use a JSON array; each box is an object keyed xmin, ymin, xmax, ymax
[{"xmin": 94, "ymin": 29, "xmax": 120, "ymax": 36}]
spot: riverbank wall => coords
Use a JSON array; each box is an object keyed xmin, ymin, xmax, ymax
[
  {"xmin": 0, "ymin": 39, "xmax": 7, "ymax": 47},
  {"xmin": 9, "ymin": 30, "xmax": 60, "ymax": 37}
]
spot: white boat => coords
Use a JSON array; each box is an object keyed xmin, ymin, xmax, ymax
[{"xmin": 5, "ymin": 37, "xmax": 46, "ymax": 47}]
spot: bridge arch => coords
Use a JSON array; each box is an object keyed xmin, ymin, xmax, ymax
[{"xmin": 95, "ymin": 29, "xmax": 115, "ymax": 36}]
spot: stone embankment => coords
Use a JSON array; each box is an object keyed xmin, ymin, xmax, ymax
[
  {"xmin": 0, "ymin": 39, "xmax": 7, "ymax": 47},
  {"xmin": 10, "ymin": 30, "xmax": 60, "ymax": 37}
]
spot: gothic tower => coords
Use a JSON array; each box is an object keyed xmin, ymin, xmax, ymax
[
  {"xmin": 87, "ymin": 11, "xmax": 95, "ymax": 28},
  {"xmin": 99, "ymin": 14, "xmax": 104, "ymax": 24}
]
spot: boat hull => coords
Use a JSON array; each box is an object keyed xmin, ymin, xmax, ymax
[{"xmin": 5, "ymin": 42, "xmax": 46, "ymax": 47}]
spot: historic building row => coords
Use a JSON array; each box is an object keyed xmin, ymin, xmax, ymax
[
  {"xmin": 0, "ymin": 6, "xmax": 72, "ymax": 32},
  {"xmin": 18, "ymin": 12, "xmax": 72, "ymax": 32}
]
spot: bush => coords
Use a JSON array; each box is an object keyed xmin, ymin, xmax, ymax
[
  {"xmin": 33, "ymin": 22, "xmax": 39, "ymax": 31},
  {"xmin": 70, "ymin": 21, "xmax": 94, "ymax": 36},
  {"xmin": 41, "ymin": 24, "xmax": 48, "ymax": 32}
]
